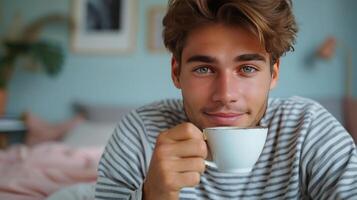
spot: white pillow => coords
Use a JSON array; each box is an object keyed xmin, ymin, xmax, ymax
[
  {"xmin": 73, "ymin": 103, "xmax": 135, "ymax": 123},
  {"xmin": 63, "ymin": 122, "xmax": 116, "ymax": 148}
]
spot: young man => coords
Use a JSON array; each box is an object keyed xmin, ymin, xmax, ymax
[{"xmin": 95, "ymin": 0, "xmax": 357, "ymax": 199}]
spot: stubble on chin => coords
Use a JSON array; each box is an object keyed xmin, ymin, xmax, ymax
[{"xmin": 181, "ymin": 97, "xmax": 269, "ymax": 130}]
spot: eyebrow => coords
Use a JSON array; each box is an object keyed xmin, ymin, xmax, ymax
[
  {"xmin": 235, "ymin": 54, "xmax": 266, "ymax": 62},
  {"xmin": 186, "ymin": 53, "xmax": 267, "ymax": 63},
  {"xmin": 186, "ymin": 55, "xmax": 216, "ymax": 63}
]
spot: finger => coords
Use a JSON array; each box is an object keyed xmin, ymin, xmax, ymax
[
  {"xmin": 167, "ymin": 157, "xmax": 206, "ymax": 173},
  {"xmin": 176, "ymin": 172, "xmax": 201, "ymax": 188},
  {"xmin": 165, "ymin": 123, "xmax": 203, "ymax": 141},
  {"xmin": 161, "ymin": 171, "xmax": 201, "ymax": 192},
  {"xmin": 169, "ymin": 138, "xmax": 207, "ymax": 158}
]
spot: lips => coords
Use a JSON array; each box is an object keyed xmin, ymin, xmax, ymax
[{"xmin": 204, "ymin": 111, "xmax": 246, "ymax": 126}]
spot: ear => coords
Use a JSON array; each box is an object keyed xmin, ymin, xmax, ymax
[
  {"xmin": 269, "ymin": 59, "xmax": 280, "ymax": 90},
  {"xmin": 171, "ymin": 57, "xmax": 181, "ymax": 89}
]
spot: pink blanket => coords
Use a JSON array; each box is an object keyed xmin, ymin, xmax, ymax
[{"xmin": 0, "ymin": 142, "xmax": 103, "ymax": 200}]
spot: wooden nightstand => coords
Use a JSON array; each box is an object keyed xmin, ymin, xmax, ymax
[{"xmin": 0, "ymin": 118, "xmax": 26, "ymax": 149}]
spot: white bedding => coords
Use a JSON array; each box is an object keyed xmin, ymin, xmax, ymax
[
  {"xmin": 47, "ymin": 183, "xmax": 95, "ymax": 200},
  {"xmin": 46, "ymin": 122, "xmax": 116, "ymax": 200}
]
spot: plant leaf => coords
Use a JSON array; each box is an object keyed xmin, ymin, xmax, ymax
[{"xmin": 29, "ymin": 40, "xmax": 64, "ymax": 76}]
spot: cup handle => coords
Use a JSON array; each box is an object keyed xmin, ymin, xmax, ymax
[
  {"xmin": 203, "ymin": 131, "xmax": 217, "ymax": 168},
  {"xmin": 204, "ymin": 160, "xmax": 217, "ymax": 168}
]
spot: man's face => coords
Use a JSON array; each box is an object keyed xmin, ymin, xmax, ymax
[{"xmin": 171, "ymin": 23, "xmax": 279, "ymax": 130}]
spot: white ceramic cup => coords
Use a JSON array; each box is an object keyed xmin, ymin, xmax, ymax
[{"xmin": 203, "ymin": 126, "xmax": 268, "ymax": 173}]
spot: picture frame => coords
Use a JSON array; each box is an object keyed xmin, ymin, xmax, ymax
[
  {"xmin": 147, "ymin": 6, "xmax": 167, "ymax": 53},
  {"xmin": 71, "ymin": 0, "xmax": 137, "ymax": 54}
]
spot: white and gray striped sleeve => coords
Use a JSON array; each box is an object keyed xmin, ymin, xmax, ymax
[
  {"xmin": 300, "ymin": 104, "xmax": 357, "ymax": 199},
  {"xmin": 95, "ymin": 111, "xmax": 151, "ymax": 200}
]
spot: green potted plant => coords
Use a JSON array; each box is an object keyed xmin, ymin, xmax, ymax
[{"xmin": 0, "ymin": 14, "xmax": 69, "ymax": 116}]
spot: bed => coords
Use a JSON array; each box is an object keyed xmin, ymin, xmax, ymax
[
  {"xmin": 0, "ymin": 121, "xmax": 114, "ymax": 200},
  {"xmin": 0, "ymin": 103, "xmax": 134, "ymax": 200}
]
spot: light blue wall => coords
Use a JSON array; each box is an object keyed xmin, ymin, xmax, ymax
[
  {"xmin": 1, "ymin": 0, "xmax": 356, "ymax": 121},
  {"xmin": 276, "ymin": 0, "xmax": 357, "ymax": 98}
]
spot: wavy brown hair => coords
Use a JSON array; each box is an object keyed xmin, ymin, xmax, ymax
[{"xmin": 163, "ymin": 0, "xmax": 298, "ymax": 66}]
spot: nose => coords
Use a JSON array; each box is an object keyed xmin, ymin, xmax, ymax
[{"xmin": 211, "ymin": 72, "xmax": 239, "ymax": 104}]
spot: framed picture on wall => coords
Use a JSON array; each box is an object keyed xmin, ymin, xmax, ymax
[
  {"xmin": 147, "ymin": 6, "xmax": 167, "ymax": 53},
  {"xmin": 71, "ymin": 0, "xmax": 137, "ymax": 54}
]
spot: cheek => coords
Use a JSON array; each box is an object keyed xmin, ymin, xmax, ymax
[
  {"xmin": 181, "ymin": 73, "xmax": 211, "ymax": 99},
  {"xmin": 180, "ymin": 75, "xmax": 210, "ymax": 111},
  {"xmin": 242, "ymin": 76, "xmax": 271, "ymax": 105},
  {"xmin": 180, "ymin": 77, "xmax": 211, "ymax": 127}
]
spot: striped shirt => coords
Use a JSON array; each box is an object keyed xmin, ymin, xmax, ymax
[{"xmin": 95, "ymin": 96, "xmax": 357, "ymax": 199}]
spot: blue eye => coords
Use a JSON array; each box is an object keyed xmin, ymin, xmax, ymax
[
  {"xmin": 194, "ymin": 67, "xmax": 212, "ymax": 74},
  {"xmin": 241, "ymin": 66, "xmax": 257, "ymax": 73}
]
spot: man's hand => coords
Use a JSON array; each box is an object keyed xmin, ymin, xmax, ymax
[{"xmin": 143, "ymin": 123, "xmax": 207, "ymax": 200}]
